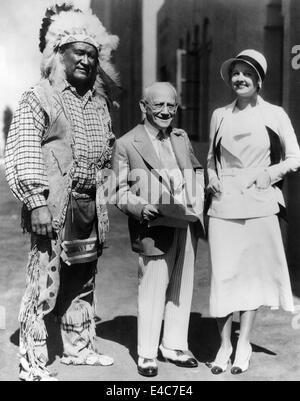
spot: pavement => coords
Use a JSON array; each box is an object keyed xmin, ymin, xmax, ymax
[{"xmin": 0, "ymin": 164, "xmax": 300, "ymax": 382}]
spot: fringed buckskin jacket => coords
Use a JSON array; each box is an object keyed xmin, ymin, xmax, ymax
[{"xmin": 17, "ymin": 79, "xmax": 114, "ymax": 243}]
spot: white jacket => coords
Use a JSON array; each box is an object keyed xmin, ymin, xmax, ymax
[{"xmin": 207, "ymin": 96, "xmax": 300, "ymax": 219}]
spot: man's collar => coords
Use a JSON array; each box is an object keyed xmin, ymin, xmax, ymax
[
  {"xmin": 144, "ymin": 118, "xmax": 173, "ymax": 138},
  {"xmin": 144, "ymin": 118, "xmax": 159, "ymax": 138},
  {"xmin": 60, "ymin": 79, "xmax": 94, "ymax": 100},
  {"xmin": 57, "ymin": 79, "xmax": 72, "ymax": 93}
]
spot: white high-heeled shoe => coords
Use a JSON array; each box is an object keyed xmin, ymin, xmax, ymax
[
  {"xmin": 231, "ymin": 344, "xmax": 252, "ymax": 375},
  {"xmin": 207, "ymin": 346, "xmax": 233, "ymax": 375}
]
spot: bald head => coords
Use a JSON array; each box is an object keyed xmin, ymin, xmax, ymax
[{"xmin": 143, "ymin": 82, "xmax": 177, "ymax": 103}]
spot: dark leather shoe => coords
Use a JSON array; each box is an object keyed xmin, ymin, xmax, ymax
[
  {"xmin": 137, "ymin": 358, "xmax": 158, "ymax": 377},
  {"xmin": 205, "ymin": 361, "xmax": 224, "ymax": 374},
  {"xmin": 206, "ymin": 346, "xmax": 233, "ymax": 375},
  {"xmin": 211, "ymin": 365, "xmax": 227, "ymax": 375},
  {"xmin": 231, "ymin": 366, "xmax": 243, "ymax": 375},
  {"xmin": 159, "ymin": 346, "xmax": 198, "ymax": 368},
  {"xmin": 173, "ymin": 356, "xmax": 198, "ymax": 368}
]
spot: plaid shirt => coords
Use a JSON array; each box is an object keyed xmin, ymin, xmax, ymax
[{"xmin": 5, "ymin": 81, "xmax": 113, "ymax": 210}]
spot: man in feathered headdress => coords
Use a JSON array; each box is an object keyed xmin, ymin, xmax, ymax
[{"xmin": 5, "ymin": 3, "xmax": 119, "ymax": 381}]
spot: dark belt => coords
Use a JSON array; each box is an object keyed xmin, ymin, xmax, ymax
[{"xmin": 71, "ymin": 184, "xmax": 96, "ymax": 199}]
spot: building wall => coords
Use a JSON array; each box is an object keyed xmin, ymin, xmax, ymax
[
  {"xmin": 91, "ymin": 0, "xmax": 142, "ymax": 137},
  {"xmin": 143, "ymin": 0, "xmax": 164, "ymax": 89},
  {"xmin": 282, "ymin": 0, "xmax": 300, "ymax": 295},
  {"xmin": 157, "ymin": 0, "xmax": 300, "ymax": 294},
  {"xmin": 157, "ymin": 0, "xmax": 277, "ymax": 165}
]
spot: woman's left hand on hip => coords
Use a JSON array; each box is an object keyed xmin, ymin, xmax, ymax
[{"xmin": 247, "ymin": 170, "xmax": 271, "ymax": 190}]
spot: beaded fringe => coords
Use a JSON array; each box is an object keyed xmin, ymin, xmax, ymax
[{"xmin": 19, "ymin": 246, "xmax": 47, "ymax": 373}]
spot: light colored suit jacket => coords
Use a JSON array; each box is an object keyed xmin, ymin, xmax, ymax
[
  {"xmin": 207, "ymin": 96, "xmax": 300, "ymax": 219},
  {"xmin": 112, "ymin": 124, "xmax": 204, "ymax": 256}
]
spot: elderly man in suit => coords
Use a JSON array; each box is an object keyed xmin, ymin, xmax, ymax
[{"xmin": 112, "ymin": 82, "xmax": 204, "ymax": 377}]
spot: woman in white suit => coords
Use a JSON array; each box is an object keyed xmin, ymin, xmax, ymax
[{"xmin": 206, "ymin": 49, "xmax": 300, "ymax": 375}]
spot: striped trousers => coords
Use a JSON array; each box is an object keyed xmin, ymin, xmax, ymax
[{"xmin": 138, "ymin": 225, "xmax": 197, "ymax": 359}]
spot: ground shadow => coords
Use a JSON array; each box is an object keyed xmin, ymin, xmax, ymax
[
  {"xmin": 96, "ymin": 313, "xmax": 276, "ymax": 366},
  {"xmin": 96, "ymin": 315, "xmax": 138, "ymax": 362},
  {"xmin": 188, "ymin": 313, "xmax": 276, "ymax": 364},
  {"xmin": 10, "ymin": 312, "xmax": 276, "ymax": 366},
  {"xmin": 188, "ymin": 313, "xmax": 221, "ymax": 363},
  {"xmin": 10, "ymin": 329, "xmax": 19, "ymax": 347}
]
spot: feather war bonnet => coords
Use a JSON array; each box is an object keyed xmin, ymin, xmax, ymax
[{"xmin": 39, "ymin": 3, "xmax": 120, "ymax": 98}]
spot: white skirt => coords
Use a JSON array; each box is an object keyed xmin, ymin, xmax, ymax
[{"xmin": 208, "ymin": 216, "xmax": 294, "ymax": 318}]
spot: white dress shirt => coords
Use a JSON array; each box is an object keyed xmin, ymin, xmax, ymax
[{"xmin": 143, "ymin": 119, "xmax": 186, "ymax": 204}]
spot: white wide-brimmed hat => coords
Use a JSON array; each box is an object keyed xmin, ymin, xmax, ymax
[{"xmin": 220, "ymin": 49, "xmax": 268, "ymax": 87}]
